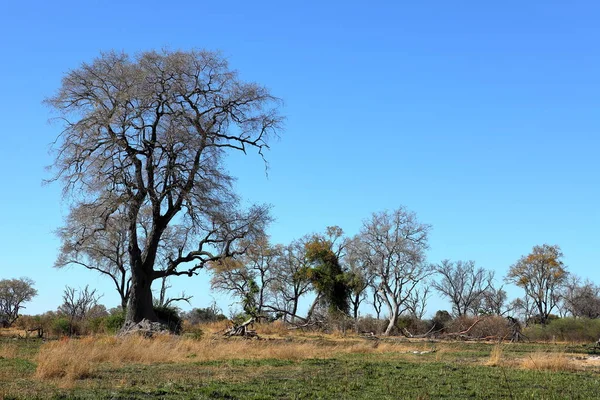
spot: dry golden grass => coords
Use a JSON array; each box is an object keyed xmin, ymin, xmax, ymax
[
  {"xmin": 520, "ymin": 352, "xmax": 576, "ymax": 372},
  {"xmin": 254, "ymin": 320, "xmax": 290, "ymax": 336},
  {"xmin": 0, "ymin": 328, "xmax": 25, "ymax": 338},
  {"xmin": 0, "ymin": 342, "xmax": 18, "ymax": 359},
  {"xmin": 486, "ymin": 344, "xmax": 504, "ymax": 366},
  {"xmin": 34, "ymin": 334, "xmax": 430, "ymax": 383}
]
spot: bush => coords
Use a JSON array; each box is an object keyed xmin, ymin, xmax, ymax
[
  {"xmin": 51, "ymin": 317, "xmax": 71, "ymax": 337},
  {"xmin": 154, "ymin": 305, "xmax": 182, "ymax": 334},
  {"xmin": 432, "ymin": 310, "xmax": 453, "ymax": 332},
  {"xmin": 104, "ymin": 309, "xmax": 126, "ymax": 334},
  {"xmin": 356, "ymin": 316, "xmax": 388, "ymax": 335},
  {"xmin": 184, "ymin": 307, "xmax": 227, "ymax": 325},
  {"xmin": 524, "ymin": 317, "xmax": 600, "ymax": 342},
  {"xmin": 182, "ymin": 320, "xmax": 204, "ymax": 340},
  {"xmin": 445, "ymin": 315, "xmax": 511, "ymax": 339},
  {"xmin": 396, "ymin": 316, "xmax": 432, "ymax": 336}
]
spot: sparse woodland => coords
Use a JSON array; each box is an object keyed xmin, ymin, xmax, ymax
[{"xmin": 2, "ymin": 49, "xmax": 600, "ymax": 399}]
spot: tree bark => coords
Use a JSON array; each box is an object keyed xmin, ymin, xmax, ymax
[
  {"xmin": 384, "ymin": 310, "xmax": 398, "ymax": 336},
  {"xmin": 126, "ymin": 266, "xmax": 156, "ymax": 322}
]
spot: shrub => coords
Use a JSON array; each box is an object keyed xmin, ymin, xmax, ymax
[
  {"xmin": 51, "ymin": 317, "xmax": 71, "ymax": 337},
  {"xmin": 356, "ymin": 316, "xmax": 388, "ymax": 335},
  {"xmin": 104, "ymin": 309, "xmax": 125, "ymax": 334},
  {"xmin": 182, "ymin": 320, "xmax": 204, "ymax": 340},
  {"xmin": 524, "ymin": 317, "xmax": 600, "ymax": 342},
  {"xmin": 184, "ymin": 307, "xmax": 227, "ymax": 325},
  {"xmin": 154, "ymin": 305, "xmax": 182, "ymax": 334}
]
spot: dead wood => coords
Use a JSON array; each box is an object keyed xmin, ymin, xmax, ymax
[{"xmin": 224, "ymin": 317, "xmax": 259, "ymax": 338}]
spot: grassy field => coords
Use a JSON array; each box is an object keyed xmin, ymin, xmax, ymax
[{"xmin": 2, "ymin": 325, "xmax": 600, "ymax": 399}]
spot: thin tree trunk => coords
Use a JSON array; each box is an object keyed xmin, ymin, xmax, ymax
[{"xmin": 384, "ymin": 311, "xmax": 398, "ymax": 336}]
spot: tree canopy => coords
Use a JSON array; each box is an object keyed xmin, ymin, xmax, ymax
[{"xmin": 47, "ymin": 50, "xmax": 282, "ymax": 323}]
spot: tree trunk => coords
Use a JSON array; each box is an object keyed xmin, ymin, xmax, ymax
[
  {"xmin": 126, "ymin": 266, "xmax": 156, "ymax": 322},
  {"xmin": 290, "ymin": 300, "xmax": 298, "ymax": 324},
  {"xmin": 384, "ymin": 311, "xmax": 398, "ymax": 336},
  {"xmin": 383, "ymin": 300, "xmax": 399, "ymax": 336}
]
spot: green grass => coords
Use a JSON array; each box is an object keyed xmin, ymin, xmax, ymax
[{"xmin": 2, "ymin": 337, "xmax": 600, "ymax": 399}]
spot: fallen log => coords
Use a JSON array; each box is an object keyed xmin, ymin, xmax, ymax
[{"xmin": 224, "ymin": 317, "xmax": 258, "ymax": 338}]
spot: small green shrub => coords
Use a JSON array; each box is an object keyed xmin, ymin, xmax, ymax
[
  {"xmin": 104, "ymin": 310, "xmax": 126, "ymax": 334},
  {"xmin": 51, "ymin": 317, "xmax": 71, "ymax": 337}
]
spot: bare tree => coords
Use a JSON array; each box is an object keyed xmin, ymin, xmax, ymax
[
  {"xmin": 476, "ymin": 284, "xmax": 512, "ymax": 316},
  {"xmin": 345, "ymin": 236, "xmax": 372, "ymax": 323},
  {"xmin": 506, "ymin": 244, "xmax": 568, "ymax": 325},
  {"xmin": 432, "ymin": 260, "xmax": 493, "ymax": 317},
  {"xmin": 210, "ymin": 237, "xmax": 278, "ymax": 317},
  {"xmin": 46, "ymin": 50, "xmax": 281, "ymax": 324},
  {"xmin": 404, "ymin": 285, "xmax": 430, "ymax": 320},
  {"xmin": 0, "ymin": 278, "xmax": 37, "ymax": 326},
  {"xmin": 58, "ymin": 285, "xmax": 102, "ymax": 335},
  {"xmin": 268, "ymin": 240, "xmax": 312, "ymax": 322},
  {"xmin": 55, "ymin": 205, "xmax": 131, "ymax": 310},
  {"xmin": 359, "ymin": 207, "xmax": 432, "ymax": 336},
  {"xmin": 562, "ymin": 277, "xmax": 600, "ymax": 318},
  {"xmin": 154, "ymin": 275, "xmax": 192, "ymax": 308}
]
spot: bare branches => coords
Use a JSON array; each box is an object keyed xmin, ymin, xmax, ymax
[
  {"xmin": 432, "ymin": 260, "xmax": 493, "ymax": 317},
  {"xmin": 358, "ymin": 207, "xmax": 432, "ymax": 336},
  {"xmin": 47, "ymin": 50, "xmax": 282, "ymax": 323}
]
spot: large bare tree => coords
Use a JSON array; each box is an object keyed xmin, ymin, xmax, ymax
[
  {"xmin": 47, "ymin": 50, "xmax": 281, "ymax": 323},
  {"xmin": 359, "ymin": 207, "xmax": 432, "ymax": 336},
  {"xmin": 432, "ymin": 260, "xmax": 493, "ymax": 317}
]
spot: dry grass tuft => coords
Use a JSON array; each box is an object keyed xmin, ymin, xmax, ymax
[
  {"xmin": 486, "ymin": 344, "xmax": 504, "ymax": 366},
  {"xmin": 0, "ymin": 342, "xmax": 18, "ymax": 359},
  {"xmin": 255, "ymin": 320, "xmax": 289, "ymax": 336},
  {"xmin": 520, "ymin": 352, "xmax": 576, "ymax": 372}
]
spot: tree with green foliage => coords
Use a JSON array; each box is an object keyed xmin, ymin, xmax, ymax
[
  {"xmin": 304, "ymin": 227, "xmax": 351, "ymax": 318},
  {"xmin": 506, "ymin": 244, "xmax": 568, "ymax": 325},
  {"xmin": 0, "ymin": 277, "xmax": 37, "ymax": 326}
]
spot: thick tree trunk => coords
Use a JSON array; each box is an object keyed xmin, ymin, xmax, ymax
[{"xmin": 126, "ymin": 266, "xmax": 156, "ymax": 322}]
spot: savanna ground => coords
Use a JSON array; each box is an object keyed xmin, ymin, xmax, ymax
[{"xmin": 2, "ymin": 323, "xmax": 600, "ymax": 399}]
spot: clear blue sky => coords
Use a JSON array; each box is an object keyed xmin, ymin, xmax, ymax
[{"xmin": 0, "ymin": 0, "xmax": 598, "ymax": 317}]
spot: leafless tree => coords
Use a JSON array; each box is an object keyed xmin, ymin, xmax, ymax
[
  {"xmin": 562, "ymin": 276, "xmax": 600, "ymax": 319},
  {"xmin": 370, "ymin": 287, "xmax": 384, "ymax": 320},
  {"xmin": 154, "ymin": 275, "xmax": 192, "ymax": 308},
  {"xmin": 58, "ymin": 285, "xmax": 102, "ymax": 335},
  {"xmin": 210, "ymin": 237, "xmax": 278, "ymax": 316},
  {"xmin": 268, "ymin": 240, "xmax": 312, "ymax": 322},
  {"xmin": 432, "ymin": 260, "xmax": 493, "ymax": 317},
  {"xmin": 345, "ymin": 236, "xmax": 373, "ymax": 323},
  {"xmin": 359, "ymin": 207, "xmax": 432, "ymax": 336},
  {"xmin": 0, "ymin": 278, "xmax": 37, "ymax": 326},
  {"xmin": 55, "ymin": 205, "xmax": 131, "ymax": 310},
  {"xmin": 404, "ymin": 285, "xmax": 431, "ymax": 320},
  {"xmin": 46, "ymin": 50, "xmax": 281, "ymax": 323},
  {"xmin": 475, "ymin": 284, "xmax": 512, "ymax": 316},
  {"xmin": 506, "ymin": 244, "xmax": 568, "ymax": 325}
]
